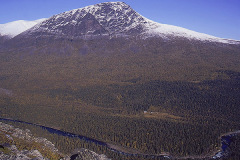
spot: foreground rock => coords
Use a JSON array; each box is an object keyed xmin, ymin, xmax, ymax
[
  {"xmin": 0, "ymin": 122, "xmax": 60, "ymax": 159},
  {"xmin": 0, "ymin": 122, "xmax": 110, "ymax": 160},
  {"xmin": 70, "ymin": 148, "xmax": 110, "ymax": 160}
]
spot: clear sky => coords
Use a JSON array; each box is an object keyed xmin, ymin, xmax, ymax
[{"xmin": 0, "ymin": 0, "xmax": 239, "ymax": 40}]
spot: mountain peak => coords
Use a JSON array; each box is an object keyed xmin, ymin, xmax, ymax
[
  {"xmin": 23, "ymin": 1, "xmax": 144, "ymax": 38},
  {"xmin": 64, "ymin": 1, "xmax": 130, "ymax": 17},
  {"xmin": 11, "ymin": 2, "xmax": 240, "ymax": 44}
]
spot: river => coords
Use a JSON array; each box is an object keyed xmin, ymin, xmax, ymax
[
  {"xmin": 0, "ymin": 117, "xmax": 239, "ymax": 159},
  {"xmin": 0, "ymin": 117, "xmax": 171, "ymax": 159}
]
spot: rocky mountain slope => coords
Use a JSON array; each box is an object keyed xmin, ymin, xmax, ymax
[{"xmin": 2, "ymin": 2, "xmax": 239, "ymax": 44}]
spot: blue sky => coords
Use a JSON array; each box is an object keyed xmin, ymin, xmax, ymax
[{"xmin": 0, "ymin": 0, "xmax": 239, "ymax": 40}]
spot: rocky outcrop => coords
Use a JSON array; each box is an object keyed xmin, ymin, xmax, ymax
[
  {"xmin": 0, "ymin": 122, "xmax": 59, "ymax": 159},
  {"xmin": 0, "ymin": 88, "xmax": 13, "ymax": 96},
  {"xmin": 70, "ymin": 148, "xmax": 110, "ymax": 160},
  {"xmin": 0, "ymin": 122, "xmax": 110, "ymax": 160},
  {"xmin": 0, "ymin": 146, "xmax": 46, "ymax": 160},
  {"xmin": 0, "ymin": 122, "xmax": 58, "ymax": 153}
]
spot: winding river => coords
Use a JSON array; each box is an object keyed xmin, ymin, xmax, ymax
[{"xmin": 0, "ymin": 117, "xmax": 239, "ymax": 159}]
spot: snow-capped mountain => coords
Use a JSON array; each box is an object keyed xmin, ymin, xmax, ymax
[
  {"xmin": 0, "ymin": 18, "xmax": 46, "ymax": 38},
  {"xmin": 0, "ymin": 2, "xmax": 240, "ymax": 94},
  {"xmin": 18, "ymin": 2, "xmax": 239, "ymax": 44}
]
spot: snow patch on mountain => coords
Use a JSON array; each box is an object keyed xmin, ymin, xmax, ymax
[
  {"xmin": 143, "ymin": 18, "xmax": 239, "ymax": 44},
  {"xmin": 0, "ymin": 18, "xmax": 46, "ymax": 38}
]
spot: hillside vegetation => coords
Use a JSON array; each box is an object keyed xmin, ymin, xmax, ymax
[{"xmin": 0, "ymin": 37, "xmax": 240, "ymax": 158}]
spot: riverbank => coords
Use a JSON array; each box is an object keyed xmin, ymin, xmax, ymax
[{"xmin": 0, "ymin": 117, "xmax": 239, "ymax": 159}]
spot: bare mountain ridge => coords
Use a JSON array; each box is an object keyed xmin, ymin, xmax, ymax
[
  {"xmin": 19, "ymin": 2, "xmax": 147, "ymax": 39},
  {"xmin": 3, "ymin": 1, "xmax": 239, "ymax": 44}
]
